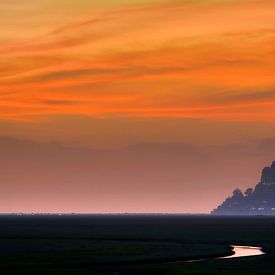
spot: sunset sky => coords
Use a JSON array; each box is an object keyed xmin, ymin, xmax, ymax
[{"xmin": 1, "ymin": 0, "xmax": 275, "ymax": 213}]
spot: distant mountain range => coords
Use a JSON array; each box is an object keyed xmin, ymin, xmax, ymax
[{"xmin": 212, "ymin": 161, "xmax": 275, "ymax": 215}]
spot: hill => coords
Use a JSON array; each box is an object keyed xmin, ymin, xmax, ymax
[{"xmin": 212, "ymin": 161, "xmax": 275, "ymax": 215}]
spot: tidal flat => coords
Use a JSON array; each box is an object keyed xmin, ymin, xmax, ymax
[{"xmin": 0, "ymin": 214, "xmax": 274, "ymax": 274}]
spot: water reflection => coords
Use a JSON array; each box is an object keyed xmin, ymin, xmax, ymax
[
  {"xmin": 221, "ymin": 245, "xmax": 265, "ymax": 259},
  {"xmin": 185, "ymin": 245, "xmax": 265, "ymax": 263}
]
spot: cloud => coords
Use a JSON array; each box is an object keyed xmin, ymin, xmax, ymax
[
  {"xmin": 0, "ymin": 0, "xmax": 275, "ymax": 122},
  {"xmin": 40, "ymin": 100, "xmax": 79, "ymax": 105},
  {"xmin": 229, "ymin": 89, "xmax": 275, "ymax": 103},
  {"xmin": 50, "ymin": 18, "xmax": 102, "ymax": 35},
  {"xmin": 204, "ymin": 88, "xmax": 275, "ymax": 105}
]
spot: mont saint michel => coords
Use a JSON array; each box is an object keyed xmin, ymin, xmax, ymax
[{"xmin": 212, "ymin": 161, "xmax": 275, "ymax": 215}]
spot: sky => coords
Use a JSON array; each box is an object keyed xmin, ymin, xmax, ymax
[{"xmin": 0, "ymin": 0, "xmax": 275, "ymax": 213}]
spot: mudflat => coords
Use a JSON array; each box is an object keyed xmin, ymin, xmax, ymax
[{"xmin": 0, "ymin": 214, "xmax": 273, "ymax": 274}]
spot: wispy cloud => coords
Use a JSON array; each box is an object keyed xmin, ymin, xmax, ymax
[{"xmin": 0, "ymin": 0, "xmax": 275, "ymax": 122}]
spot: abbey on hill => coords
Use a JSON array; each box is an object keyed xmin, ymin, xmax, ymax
[{"xmin": 212, "ymin": 161, "xmax": 275, "ymax": 215}]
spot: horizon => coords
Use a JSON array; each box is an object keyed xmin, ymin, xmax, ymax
[{"xmin": 1, "ymin": 0, "xmax": 275, "ymax": 213}]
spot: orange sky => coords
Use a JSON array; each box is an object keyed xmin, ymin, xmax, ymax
[
  {"xmin": 1, "ymin": 0, "xmax": 275, "ymax": 123},
  {"xmin": 0, "ymin": 0, "xmax": 275, "ymax": 213}
]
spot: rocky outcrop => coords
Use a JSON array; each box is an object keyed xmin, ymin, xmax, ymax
[{"xmin": 212, "ymin": 161, "xmax": 275, "ymax": 215}]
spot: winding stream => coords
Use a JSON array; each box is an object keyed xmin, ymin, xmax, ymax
[
  {"xmin": 186, "ymin": 245, "xmax": 265, "ymax": 263},
  {"xmin": 220, "ymin": 245, "xmax": 265, "ymax": 259}
]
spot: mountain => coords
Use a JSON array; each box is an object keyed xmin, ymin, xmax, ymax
[{"xmin": 212, "ymin": 161, "xmax": 275, "ymax": 215}]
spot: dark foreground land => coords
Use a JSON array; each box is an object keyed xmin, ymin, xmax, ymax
[{"xmin": 0, "ymin": 215, "xmax": 275, "ymax": 274}]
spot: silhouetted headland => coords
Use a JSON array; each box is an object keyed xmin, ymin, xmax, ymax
[{"xmin": 212, "ymin": 161, "xmax": 275, "ymax": 215}]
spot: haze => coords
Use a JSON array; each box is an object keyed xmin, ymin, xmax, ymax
[{"xmin": 0, "ymin": 0, "xmax": 275, "ymax": 213}]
